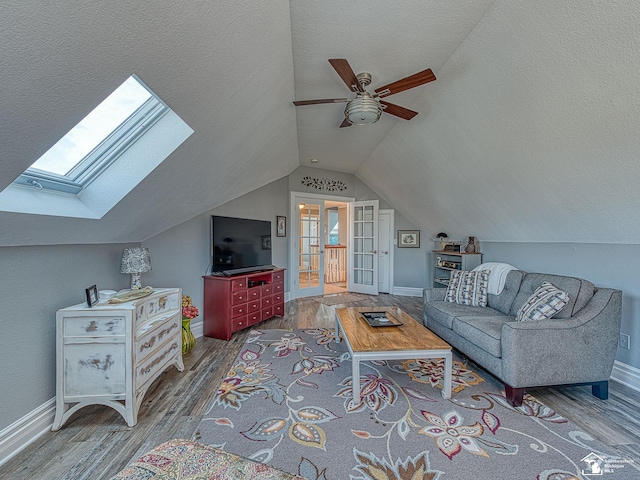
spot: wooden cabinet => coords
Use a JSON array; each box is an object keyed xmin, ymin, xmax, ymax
[
  {"xmin": 203, "ymin": 268, "xmax": 285, "ymax": 340},
  {"xmin": 432, "ymin": 251, "xmax": 483, "ymax": 288},
  {"xmin": 52, "ymin": 288, "xmax": 183, "ymax": 431}
]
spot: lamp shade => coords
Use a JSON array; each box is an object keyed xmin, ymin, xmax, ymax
[{"xmin": 120, "ymin": 247, "xmax": 152, "ymax": 274}]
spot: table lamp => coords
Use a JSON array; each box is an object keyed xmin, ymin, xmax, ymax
[{"xmin": 120, "ymin": 247, "xmax": 152, "ymax": 289}]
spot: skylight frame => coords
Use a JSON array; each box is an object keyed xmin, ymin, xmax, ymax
[{"xmin": 12, "ymin": 75, "xmax": 168, "ymax": 195}]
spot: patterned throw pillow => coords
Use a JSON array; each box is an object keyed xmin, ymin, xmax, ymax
[
  {"xmin": 516, "ymin": 282, "xmax": 569, "ymax": 322},
  {"xmin": 445, "ymin": 270, "xmax": 489, "ymax": 307}
]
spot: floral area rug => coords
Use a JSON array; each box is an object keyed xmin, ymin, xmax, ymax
[{"xmin": 194, "ymin": 329, "xmax": 638, "ymax": 479}]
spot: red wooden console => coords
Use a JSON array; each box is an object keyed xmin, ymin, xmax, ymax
[{"xmin": 203, "ymin": 268, "xmax": 285, "ymax": 340}]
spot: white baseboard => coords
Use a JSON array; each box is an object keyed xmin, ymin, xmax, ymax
[
  {"xmin": 0, "ymin": 398, "xmax": 55, "ymax": 467},
  {"xmin": 391, "ymin": 286, "xmax": 424, "ymax": 297},
  {"xmin": 191, "ymin": 318, "xmax": 204, "ymax": 339},
  {"xmin": 610, "ymin": 360, "xmax": 640, "ymax": 393}
]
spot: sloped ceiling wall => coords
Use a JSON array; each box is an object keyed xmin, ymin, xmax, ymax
[
  {"xmin": 359, "ymin": 1, "xmax": 640, "ymax": 243},
  {"xmin": 1, "ymin": 1, "xmax": 639, "ymax": 246},
  {"xmin": 0, "ymin": 1, "xmax": 299, "ymax": 246}
]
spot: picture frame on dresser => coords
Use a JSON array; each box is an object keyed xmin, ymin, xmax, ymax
[{"xmin": 85, "ymin": 284, "xmax": 98, "ymax": 307}]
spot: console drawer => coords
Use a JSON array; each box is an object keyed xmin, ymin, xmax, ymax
[
  {"xmin": 272, "ymin": 271, "xmax": 284, "ymax": 283},
  {"xmin": 232, "ymin": 304, "xmax": 248, "ymax": 318},
  {"xmin": 136, "ymin": 339, "xmax": 180, "ymax": 391},
  {"xmin": 232, "ymin": 278, "xmax": 248, "ymax": 291},
  {"xmin": 232, "ymin": 290, "xmax": 247, "ymax": 305},
  {"xmin": 136, "ymin": 313, "xmax": 180, "ymax": 360}
]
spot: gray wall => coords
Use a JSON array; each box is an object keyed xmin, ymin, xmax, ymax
[
  {"xmin": 0, "ymin": 243, "xmax": 135, "ymax": 431},
  {"xmin": 144, "ymin": 170, "xmax": 428, "ymax": 332},
  {"xmin": 479, "ymin": 242, "xmax": 639, "ymax": 368}
]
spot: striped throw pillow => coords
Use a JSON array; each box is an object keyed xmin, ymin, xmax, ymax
[
  {"xmin": 445, "ymin": 270, "xmax": 489, "ymax": 307},
  {"xmin": 516, "ymin": 282, "xmax": 569, "ymax": 321}
]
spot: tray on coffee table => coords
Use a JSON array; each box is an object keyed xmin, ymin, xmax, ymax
[{"xmin": 360, "ymin": 311, "xmax": 403, "ymax": 327}]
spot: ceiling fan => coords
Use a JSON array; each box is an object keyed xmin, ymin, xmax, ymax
[{"xmin": 293, "ymin": 58, "xmax": 436, "ymax": 128}]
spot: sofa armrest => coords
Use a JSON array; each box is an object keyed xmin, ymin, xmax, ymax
[
  {"xmin": 500, "ymin": 288, "xmax": 622, "ymax": 388},
  {"xmin": 423, "ymin": 288, "xmax": 446, "ymax": 303}
]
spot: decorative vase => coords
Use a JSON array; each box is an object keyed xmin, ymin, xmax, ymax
[
  {"xmin": 182, "ymin": 317, "xmax": 196, "ymax": 354},
  {"xmin": 465, "ymin": 236, "xmax": 477, "ymax": 253}
]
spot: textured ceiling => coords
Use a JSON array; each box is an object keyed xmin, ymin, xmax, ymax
[{"xmin": 1, "ymin": 1, "xmax": 639, "ymax": 245}]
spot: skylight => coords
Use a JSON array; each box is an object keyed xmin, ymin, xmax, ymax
[
  {"xmin": 31, "ymin": 77, "xmax": 152, "ymax": 177},
  {"xmin": 1, "ymin": 74, "xmax": 193, "ymax": 218},
  {"xmin": 13, "ymin": 75, "xmax": 166, "ymax": 194}
]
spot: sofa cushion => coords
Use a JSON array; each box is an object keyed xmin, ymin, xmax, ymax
[
  {"xmin": 516, "ymin": 282, "xmax": 569, "ymax": 321},
  {"xmin": 487, "ymin": 270, "xmax": 525, "ymax": 315},
  {"xmin": 425, "ymin": 301, "xmax": 504, "ymax": 330},
  {"xmin": 453, "ymin": 316, "xmax": 515, "ymax": 358},
  {"xmin": 445, "ymin": 269, "xmax": 489, "ymax": 307},
  {"xmin": 509, "ymin": 273, "xmax": 595, "ymax": 318}
]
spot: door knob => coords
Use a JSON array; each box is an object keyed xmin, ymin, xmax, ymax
[{"xmin": 382, "ymin": 250, "xmax": 389, "ymax": 254}]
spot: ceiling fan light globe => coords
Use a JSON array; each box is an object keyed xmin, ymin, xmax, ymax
[{"xmin": 344, "ymin": 95, "xmax": 383, "ymax": 125}]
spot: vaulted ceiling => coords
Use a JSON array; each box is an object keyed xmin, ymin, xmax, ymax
[{"xmin": 1, "ymin": 1, "xmax": 639, "ymax": 246}]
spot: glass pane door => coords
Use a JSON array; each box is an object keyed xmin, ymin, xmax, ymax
[
  {"xmin": 296, "ymin": 200, "xmax": 324, "ymax": 297},
  {"xmin": 349, "ymin": 200, "xmax": 378, "ymax": 295}
]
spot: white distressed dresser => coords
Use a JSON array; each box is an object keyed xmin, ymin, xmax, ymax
[{"xmin": 52, "ymin": 288, "xmax": 184, "ymax": 431}]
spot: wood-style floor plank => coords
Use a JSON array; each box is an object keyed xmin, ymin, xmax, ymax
[{"xmin": 1, "ymin": 293, "xmax": 639, "ymax": 478}]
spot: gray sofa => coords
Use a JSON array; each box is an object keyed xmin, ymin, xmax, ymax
[{"xmin": 423, "ymin": 270, "xmax": 622, "ymax": 406}]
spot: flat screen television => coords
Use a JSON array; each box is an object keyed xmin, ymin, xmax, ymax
[{"xmin": 210, "ymin": 215, "xmax": 273, "ymax": 275}]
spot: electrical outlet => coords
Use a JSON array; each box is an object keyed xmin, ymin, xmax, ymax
[{"xmin": 619, "ymin": 333, "xmax": 630, "ymax": 349}]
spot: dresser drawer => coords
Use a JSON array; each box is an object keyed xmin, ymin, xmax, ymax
[
  {"xmin": 136, "ymin": 314, "xmax": 180, "ymax": 360},
  {"xmin": 232, "ymin": 278, "xmax": 248, "ymax": 291},
  {"xmin": 248, "ymin": 311, "xmax": 261, "ymax": 325},
  {"xmin": 272, "ymin": 282, "xmax": 284, "ymax": 294},
  {"xmin": 232, "ymin": 290, "xmax": 248, "ymax": 305},
  {"xmin": 262, "ymin": 284, "xmax": 273, "ymax": 295},
  {"xmin": 232, "ymin": 315, "xmax": 248, "ymax": 331},
  {"xmin": 136, "ymin": 339, "xmax": 181, "ymax": 391},
  {"xmin": 272, "ymin": 270, "xmax": 284, "ymax": 283},
  {"xmin": 261, "ymin": 296, "xmax": 273, "ymax": 308},
  {"xmin": 248, "ymin": 288, "xmax": 260, "ymax": 300},
  {"xmin": 273, "ymin": 292, "xmax": 284, "ymax": 305},
  {"xmin": 261, "ymin": 307, "xmax": 273, "ymax": 320},
  {"xmin": 232, "ymin": 304, "xmax": 248, "ymax": 318},
  {"xmin": 273, "ymin": 303, "xmax": 284, "ymax": 317},
  {"xmin": 64, "ymin": 316, "xmax": 126, "ymax": 337},
  {"xmin": 146, "ymin": 292, "xmax": 180, "ymax": 320},
  {"xmin": 247, "ymin": 300, "xmax": 261, "ymax": 313}
]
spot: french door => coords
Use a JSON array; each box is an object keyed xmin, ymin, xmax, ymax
[
  {"xmin": 348, "ymin": 200, "xmax": 379, "ymax": 295},
  {"xmin": 293, "ymin": 197, "xmax": 325, "ymax": 298}
]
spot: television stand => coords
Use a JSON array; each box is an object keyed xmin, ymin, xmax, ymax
[{"xmin": 203, "ymin": 268, "xmax": 285, "ymax": 340}]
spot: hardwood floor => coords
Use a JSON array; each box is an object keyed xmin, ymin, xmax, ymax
[{"xmin": 2, "ymin": 293, "xmax": 639, "ymax": 479}]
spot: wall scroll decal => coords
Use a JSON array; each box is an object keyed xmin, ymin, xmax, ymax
[{"xmin": 301, "ymin": 176, "xmax": 347, "ymax": 192}]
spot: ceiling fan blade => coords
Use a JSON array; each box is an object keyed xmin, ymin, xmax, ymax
[
  {"xmin": 380, "ymin": 101, "xmax": 419, "ymax": 120},
  {"xmin": 329, "ymin": 58, "xmax": 365, "ymax": 93},
  {"xmin": 374, "ymin": 68, "xmax": 436, "ymax": 98},
  {"xmin": 293, "ymin": 98, "xmax": 348, "ymax": 106},
  {"xmin": 339, "ymin": 118, "xmax": 352, "ymax": 128}
]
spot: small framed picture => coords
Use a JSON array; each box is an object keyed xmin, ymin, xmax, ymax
[
  {"xmin": 85, "ymin": 285, "xmax": 99, "ymax": 307},
  {"xmin": 261, "ymin": 235, "xmax": 272, "ymax": 250},
  {"xmin": 276, "ymin": 216, "xmax": 286, "ymax": 237},
  {"xmin": 397, "ymin": 230, "xmax": 420, "ymax": 248}
]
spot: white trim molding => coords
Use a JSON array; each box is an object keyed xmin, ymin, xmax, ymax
[
  {"xmin": 0, "ymin": 398, "xmax": 55, "ymax": 467},
  {"xmin": 610, "ymin": 360, "xmax": 640, "ymax": 393},
  {"xmin": 391, "ymin": 286, "xmax": 424, "ymax": 297}
]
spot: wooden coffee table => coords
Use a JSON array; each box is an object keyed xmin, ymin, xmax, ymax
[{"xmin": 335, "ymin": 306, "xmax": 452, "ymax": 401}]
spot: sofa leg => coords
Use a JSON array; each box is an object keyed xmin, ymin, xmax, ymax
[
  {"xmin": 591, "ymin": 381, "xmax": 608, "ymax": 400},
  {"xmin": 505, "ymin": 384, "xmax": 525, "ymax": 407}
]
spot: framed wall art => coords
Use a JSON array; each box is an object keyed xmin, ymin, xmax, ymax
[
  {"xmin": 397, "ymin": 230, "xmax": 420, "ymax": 248},
  {"xmin": 276, "ymin": 215, "xmax": 286, "ymax": 237}
]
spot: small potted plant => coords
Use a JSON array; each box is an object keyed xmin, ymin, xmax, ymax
[{"xmin": 181, "ymin": 295, "xmax": 198, "ymax": 354}]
